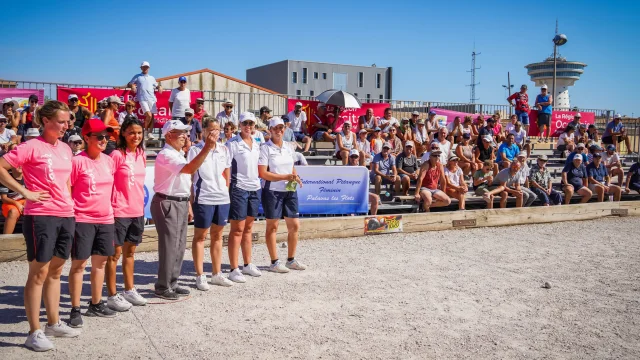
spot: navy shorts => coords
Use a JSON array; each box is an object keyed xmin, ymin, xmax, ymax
[
  {"xmin": 567, "ymin": 177, "xmax": 585, "ymax": 191},
  {"xmin": 601, "ymin": 136, "xmax": 622, "ymax": 145},
  {"xmin": 294, "ymin": 132, "xmax": 307, "ymax": 142},
  {"xmin": 262, "ymin": 190, "xmax": 299, "ymax": 219},
  {"xmin": 193, "ymin": 202, "xmax": 230, "ymax": 228},
  {"xmin": 114, "ymin": 216, "xmax": 145, "ymax": 246},
  {"xmin": 23, "ymin": 215, "xmax": 75, "ymax": 262},
  {"xmin": 72, "ymin": 222, "xmax": 115, "ymax": 260},
  {"xmin": 229, "ymin": 185, "xmax": 261, "ymax": 221},
  {"xmin": 516, "ymin": 110, "xmax": 530, "ymax": 125}
]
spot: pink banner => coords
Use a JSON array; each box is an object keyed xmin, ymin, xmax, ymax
[
  {"xmin": 0, "ymin": 88, "xmax": 45, "ymax": 107},
  {"xmin": 286, "ymin": 99, "xmax": 390, "ymax": 134},
  {"xmin": 430, "ymin": 108, "xmax": 492, "ymax": 125},
  {"xmin": 529, "ymin": 110, "xmax": 595, "ymax": 137}
]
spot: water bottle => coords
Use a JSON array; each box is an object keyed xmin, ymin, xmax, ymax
[{"xmin": 608, "ymin": 194, "xmax": 614, "ymax": 202}]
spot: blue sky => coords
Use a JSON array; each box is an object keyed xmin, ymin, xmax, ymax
[{"xmin": 1, "ymin": 0, "xmax": 639, "ymax": 115}]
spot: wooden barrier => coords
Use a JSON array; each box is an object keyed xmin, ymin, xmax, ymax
[{"xmin": 1, "ymin": 200, "xmax": 639, "ymax": 263}]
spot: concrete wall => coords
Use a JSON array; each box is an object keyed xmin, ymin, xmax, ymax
[{"xmin": 246, "ymin": 61, "xmax": 289, "ymax": 95}]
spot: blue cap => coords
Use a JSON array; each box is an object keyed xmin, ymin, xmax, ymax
[
  {"xmin": 374, "ymin": 127, "xmax": 381, "ymax": 131},
  {"xmin": 179, "ymin": 76, "xmax": 187, "ymax": 82},
  {"xmin": 606, "ymin": 144, "xmax": 616, "ymax": 151},
  {"xmin": 428, "ymin": 110, "xmax": 437, "ymax": 115}
]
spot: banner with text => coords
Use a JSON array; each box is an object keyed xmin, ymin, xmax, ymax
[
  {"xmin": 0, "ymin": 88, "xmax": 45, "ymax": 107},
  {"xmin": 528, "ymin": 110, "xmax": 595, "ymax": 137},
  {"xmin": 296, "ymin": 165, "xmax": 369, "ymax": 215},
  {"xmin": 430, "ymin": 108, "xmax": 492, "ymax": 127},
  {"xmin": 287, "ymin": 99, "xmax": 389, "ymax": 134},
  {"xmin": 57, "ymin": 87, "xmax": 203, "ymax": 128}
]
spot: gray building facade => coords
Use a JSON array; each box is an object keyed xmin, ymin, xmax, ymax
[{"xmin": 246, "ymin": 60, "xmax": 392, "ymax": 101}]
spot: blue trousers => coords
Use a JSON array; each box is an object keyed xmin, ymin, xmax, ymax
[{"xmin": 531, "ymin": 187, "xmax": 563, "ymax": 205}]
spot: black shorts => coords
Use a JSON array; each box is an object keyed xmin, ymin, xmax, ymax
[
  {"xmin": 537, "ymin": 113, "xmax": 551, "ymax": 127},
  {"xmin": 601, "ymin": 136, "xmax": 622, "ymax": 145},
  {"xmin": 72, "ymin": 222, "xmax": 115, "ymax": 260},
  {"xmin": 262, "ymin": 190, "xmax": 299, "ymax": 219},
  {"xmin": 114, "ymin": 216, "xmax": 145, "ymax": 246},
  {"xmin": 23, "ymin": 215, "xmax": 75, "ymax": 263}
]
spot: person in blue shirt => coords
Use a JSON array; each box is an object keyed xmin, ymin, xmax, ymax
[
  {"xmin": 587, "ymin": 153, "xmax": 622, "ymax": 202},
  {"xmin": 496, "ymin": 133, "xmax": 520, "ymax": 169},
  {"xmin": 127, "ymin": 61, "xmax": 163, "ymax": 141},
  {"xmin": 534, "ymin": 84, "xmax": 553, "ymax": 143},
  {"xmin": 624, "ymin": 161, "xmax": 640, "ymax": 194},
  {"xmin": 564, "ymin": 143, "xmax": 589, "ymax": 167},
  {"xmin": 602, "ymin": 114, "xmax": 635, "ymax": 154},
  {"xmin": 561, "ymin": 155, "xmax": 592, "ymax": 204}
]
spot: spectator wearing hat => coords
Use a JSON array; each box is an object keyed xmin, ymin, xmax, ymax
[
  {"xmin": 101, "ymin": 96, "xmax": 123, "ymax": 155},
  {"xmin": 127, "ymin": 61, "xmax": 162, "ymax": 140},
  {"xmin": 568, "ymin": 112, "xmax": 582, "ymax": 129},
  {"xmin": 396, "ymin": 141, "xmax": 419, "ymax": 195},
  {"xmin": 444, "ymin": 155, "xmax": 467, "ymax": 210},
  {"xmin": 557, "ymin": 125, "xmax": 576, "ymax": 154},
  {"xmin": 508, "ymin": 84, "xmax": 531, "ymax": 132},
  {"xmin": 347, "ymin": 150, "xmax": 380, "ymax": 215},
  {"xmin": 379, "ymin": 108, "xmax": 399, "ymax": 139},
  {"xmin": 370, "ymin": 142, "xmax": 400, "ymax": 196},
  {"xmin": 118, "ymin": 100, "xmax": 137, "ymax": 125},
  {"xmin": 62, "ymin": 113, "xmax": 82, "ymax": 144},
  {"xmin": 169, "ymin": 76, "xmax": 191, "ymax": 122},
  {"xmin": 414, "ymin": 119, "xmax": 429, "ymax": 157},
  {"xmin": 586, "ymin": 143, "xmax": 601, "ymax": 164},
  {"xmin": 2, "ymin": 98, "xmax": 21, "ymax": 134},
  {"xmin": 473, "ymin": 160, "xmax": 504, "ymax": 209},
  {"xmin": 193, "ymin": 98, "xmax": 208, "ymax": 121},
  {"xmin": 602, "ymin": 114, "xmax": 634, "ymax": 154},
  {"xmin": 429, "ymin": 127, "xmax": 452, "ymax": 164},
  {"xmin": 258, "ymin": 106, "xmax": 271, "ymax": 129},
  {"xmin": 20, "ymin": 95, "xmax": 40, "ymax": 137},
  {"xmin": 455, "ymin": 132, "xmax": 476, "ymax": 177},
  {"xmin": 587, "ymin": 152, "xmax": 622, "ymax": 202},
  {"xmin": 561, "ymin": 154, "xmax": 592, "ymax": 204},
  {"xmin": 474, "ymin": 135, "xmax": 499, "ymax": 175},
  {"xmin": 184, "ymin": 108, "xmax": 202, "ymax": 144},
  {"xmin": 534, "ymin": 85, "xmax": 553, "ymax": 141},
  {"xmin": 515, "ymin": 152, "xmax": 537, "ymax": 207},
  {"xmin": 152, "ymin": 120, "xmax": 218, "ymax": 300},
  {"xmin": 529, "ymin": 155, "xmax": 563, "ymax": 206},
  {"xmin": 415, "ymin": 150, "xmax": 451, "ymax": 212},
  {"xmin": 386, "ymin": 126, "xmax": 403, "ymax": 156},
  {"xmin": 409, "ymin": 111, "xmax": 421, "ymax": 129},
  {"xmin": 356, "ymin": 129, "xmax": 372, "ymax": 166},
  {"xmin": 602, "ymin": 144, "xmax": 624, "ymax": 185},
  {"xmin": 310, "ymin": 103, "xmax": 336, "ymax": 141},
  {"xmin": 370, "ymin": 127, "xmax": 384, "ymax": 155},
  {"xmin": 286, "ymin": 103, "xmax": 312, "ymax": 153},
  {"xmin": 587, "ymin": 124, "xmax": 599, "ymax": 142},
  {"xmin": 497, "ymin": 133, "xmax": 520, "ymax": 170},
  {"xmin": 24, "ymin": 128, "xmax": 41, "ymax": 142},
  {"xmin": 0, "ymin": 114, "xmax": 17, "ymax": 151},
  {"xmin": 67, "ymin": 134, "xmax": 84, "ymax": 155},
  {"xmin": 216, "ymin": 99, "xmax": 238, "ymax": 128},
  {"xmin": 358, "ymin": 108, "xmax": 378, "ymax": 135},
  {"xmin": 565, "ymin": 143, "xmax": 589, "ymax": 167},
  {"xmin": 336, "ymin": 121, "xmax": 357, "ymax": 165},
  {"xmin": 424, "ymin": 110, "xmax": 440, "ymax": 138},
  {"xmin": 624, "ymin": 160, "xmax": 640, "ymax": 194},
  {"xmin": 398, "ymin": 117, "xmax": 415, "ymax": 145},
  {"xmin": 476, "ymin": 116, "xmax": 496, "ymax": 147},
  {"xmin": 575, "ymin": 122, "xmax": 589, "ymax": 144},
  {"xmin": 494, "ymin": 161, "xmax": 524, "ymax": 208}
]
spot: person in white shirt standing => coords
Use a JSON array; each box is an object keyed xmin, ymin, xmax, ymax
[
  {"xmin": 286, "ymin": 101, "xmax": 311, "ymax": 153},
  {"xmin": 127, "ymin": 61, "xmax": 162, "ymax": 141},
  {"xmin": 216, "ymin": 99, "xmax": 238, "ymax": 128},
  {"xmin": 151, "ymin": 120, "xmax": 216, "ymax": 300},
  {"xmin": 258, "ymin": 117, "xmax": 306, "ymax": 273},
  {"xmin": 187, "ymin": 118, "xmax": 234, "ymax": 290},
  {"xmin": 0, "ymin": 114, "xmax": 17, "ymax": 151},
  {"xmin": 169, "ymin": 76, "xmax": 191, "ymax": 123}
]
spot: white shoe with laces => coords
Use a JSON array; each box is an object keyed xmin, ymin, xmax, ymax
[
  {"xmin": 24, "ymin": 329, "xmax": 54, "ymax": 352},
  {"xmin": 44, "ymin": 321, "xmax": 81, "ymax": 338},
  {"xmin": 242, "ymin": 263, "xmax": 262, "ymax": 277},
  {"xmin": 122, "ymin": 288, "xmax": 147, "ymax": 306},
  {"xmin": 269, "ymin": 260, "xmax": 290, "ymax": 273},
  {"xmin": 196, "ymin": 274, "xmax": 211, "ymax": 291},
  {"xmin": 228, "ymin": 268, "xmax": 247, "ymax": 283},
  {"xmin": 107, "ymin": 293, "xmax": 132, "ymax": 312},
  {"xmin": 211, "ymin": 272, "xmax": 233, "ymax": 287},
  {"xmin": 286, "ymin": 259, "xmax": 307, "ymax": 270}
]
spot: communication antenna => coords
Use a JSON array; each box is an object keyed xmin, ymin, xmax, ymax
[{"xmin": 466, "ymin": 45, "xmax": 481, "ymax": 104}]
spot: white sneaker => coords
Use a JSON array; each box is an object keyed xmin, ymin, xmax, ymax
[
  {"xmin": 286, "ymin": 259, "xmax": 307, "ymax": 271},
  {"xmin": 210, "ymin": 272, "xmax": 233, "ymax": 287},
  {"xmin": 269, "ymin": 260, "xmax": 290, "ymax": 273},
  {"xmin": 107, "ymin": 293, "xmax": 132, "ymax": 312},
  {"xmin": 122, "ymin": 288, "xmax": 147, "ymax": 306},
  {"xmin": 44, "ymin": 321, "xmax": 81, "ymax": 338},
  {"xmin": 147, "ymin": 132, "xmax": 157, "ymax": 140},
  {"xmin": 242, "ymin": 263, "xmax": 262, "ymax": 277},
  {"xmin": 196, "ymin": 274, "xmax": 211, "ymax": 291},
  {"xmin": 228, "ymin": 268, "xmax": 247, "ymax": 283},
  {"xmin": 24, "ymin": 329, "xmax": 54, "ymax": 352}
]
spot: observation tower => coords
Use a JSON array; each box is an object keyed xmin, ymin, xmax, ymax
[{"xmin": 525, "ymin": 57, "xmax": 587, "ymax": 109}]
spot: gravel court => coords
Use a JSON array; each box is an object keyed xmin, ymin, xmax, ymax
[{"xmin": 0, "ymin": 217, "xmax": 639, "ymax": 359}]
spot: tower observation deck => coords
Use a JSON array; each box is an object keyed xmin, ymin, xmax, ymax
[{"xmin": 525, "ymin": 57, "xmax": 587, "ymax": 109}]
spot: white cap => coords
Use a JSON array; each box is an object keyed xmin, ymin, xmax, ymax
[
  {"xmin": 411, "ymin": 111, "xmax": 420, "ymax": 116},
  {"xmin": 349, "ymin": 149, "xmax": 359, "ymax": 157},
  {"xmin": 184, "ymin": 108, "xmax": 194, "ymax": 115},
  {"xmin": 572, "ymin": 154, "xmax": 583, "ymax": 162},
  {"xmin": 25, "ymin": 128, "xmax": 40, "ymax": 137},
  {"xmin": 575, "ymin": 112, "xmax": 581, "ymax": 118},
  {"xmin": 239, "ymin": 112, "xmax": 256, "ymax": 123},
  {"xmin": 614, "ymin": 113, "xmax": 621, "ymax": 119},
  {"xmin": 269, "ymin": 117, "xmax": 285, "ymax": 128},
  {"xmin": 68, "ymin": 94, "xmax": 78, "ymax": 100},
  {"xmin": 2, "ymin": 98, "xmax": 19, "ymax": 108},
  {"xmin": 0, "ymin": 114, "xmax": 6, "ymax": 120},
  {"xmin": 541, "ymin": 84, "xmax": 548, "ymax": 89},
  {"xmin": 107, "ymin": 95, "xmax": 124, "ymax": 105},
  {"xmin": 405, "ymin": 140, "xmax": 414, "ymax": 147},
  {"xmin": 68, "ymin": 134, "xmax": 82, "ymax": 142},
  {"xmin": 295, "ymin": 101, "xmax": 303, "ymax": 107},
  {"xmin": 517, "ymin": 151, "xmax": 527, "ymax": 158},
  {"xmin": 140, "ymin": 61, "xmax": 150, "ymax": 67},
  {"xmin": 222, "ymin": 99, "xmax": 234, "ymax": 106},
  {"xmin": 317, "ymin": 102, "xmax": 326, "ymax": 109},
  {"xmin": 382, "ymin": 142, "xmax": 392, "ymax": 149},
  {"xmin": 161, "ymin": 119, "xmax": 191, "ymax": 136}
]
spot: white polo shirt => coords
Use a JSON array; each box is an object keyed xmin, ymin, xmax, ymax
[
  {"xmin": 187, "ymin": 142, "xmax": 231, "ymax": 205},
  {"xmin": 379, "ymin": 117, "xmax": 399, "ymax": 133},
  {"xmin": 216, "ymin": 110, "xmax": 238, "ymax": 128},
  {"xmin": 258, "ymin": 140, "xmax": 295, "ymax": 192},
  {"xmin": 169, "ymin": 88, "xmax": 191, "ymax": 118},
  {"xmin": 226, "ymin": 134, "xmax": 261, "ymax": 191},
  {"xmin": 287, "ymin": 110, "xmax": 307, "ymax": 132},
  {"xmin": 129, "ymin": 73, "xmax": 157, "ymax": 102},
  {"xmin": 0, "ymin": 128, "xmax": 16, "ymax": 143},
  {"xmin": 153, "ymin": 144, "xmax": 191, "ymax": 197}
]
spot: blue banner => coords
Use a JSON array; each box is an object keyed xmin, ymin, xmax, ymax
[{"xmin": 296, "ymin": 165, "xmax": 369, "ymax": 215}]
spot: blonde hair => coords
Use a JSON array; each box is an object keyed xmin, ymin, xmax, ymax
[{"xmin": 34, "ymin": 100, "xmax": 69, "ymax": 128}]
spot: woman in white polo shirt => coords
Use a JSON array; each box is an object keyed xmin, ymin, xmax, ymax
[
  {"xmin": 258, "ymin": 117, "xmax": 305, "ymax": 273},
  {"xmin": 225, "ymin": 112, "xmax": 263, "ymax": 283},
  {"xmin": 188, "ymin": 118, "xmax": 233, "ymax": 289}
]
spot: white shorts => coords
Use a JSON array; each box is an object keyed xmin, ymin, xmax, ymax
[{"xmin": 139, "ymin": 100, "xmax": 157, "ymax": 114}]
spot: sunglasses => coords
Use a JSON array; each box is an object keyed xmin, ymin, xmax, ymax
[
  {"xmin": 72, "ymin": 141, "xmax": 83, "ymax": 145},
  {"xmin": 69, "ymin": 98, "xmax": 78, "ymax": 102},
  {"xmin": 197, "ymin": 102, "xmax": 204, "ymax": 105},
  {"xmin": 0, "ymin": 120, "xmax": 7, "ymax": 124},
  {"xmin": 241, "ymin": 121, "xmax": 254, "ymax": 126},
  {"xmin": 126, "ymin": 104, "xmax": 135, "ymax": 107},
  {"xmin": 90, "ymin": 134, "xmax": 108, "ymax": 141},
  {"xmin": 225, "ymin": 106, "xmax": 233, "ymax": 109}
]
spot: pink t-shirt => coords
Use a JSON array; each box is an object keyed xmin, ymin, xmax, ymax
[
  {"xmin": 493, "ymin": 123, "xmax": 503, "ymax": 135},
  {"xmin": 70, "ymin": 152, "xmax": 115, "ymax": 224},
  {"xmin": 110, "ymin": 148, "xmax": 146, "ymax": 218},
  {"xmin": 3, "ymin": 137, "xmax": 74, "ymax": 217}
]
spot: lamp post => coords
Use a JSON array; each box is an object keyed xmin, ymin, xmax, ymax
[{"xmin": 552, "ymin": 34, "xmax": 568, "ymax": 107}]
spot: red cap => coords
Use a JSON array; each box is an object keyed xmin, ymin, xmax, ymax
[{"xmin": 81, "ymin": 119, "xmax": 113, "ymax": 137}]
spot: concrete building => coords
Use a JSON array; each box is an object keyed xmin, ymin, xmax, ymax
[
  {"xmin": 246, "ymin": 60, "xmax": 393, "ymax": 101},
  {"xmin": 525, "ymin": 57, "xmax": 587, "ymax": 109}
]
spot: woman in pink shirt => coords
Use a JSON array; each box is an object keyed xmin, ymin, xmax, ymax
[
  {"xmin": 106, "ymin": 115, "xmax": 147, "ymax": 309},
  {"xmin": 0, "ymin": 101, "xmax": 80, "ymax": 351},
  {"xmin": 67, "ymin": 119, "xmax": 117, "ymax": 328}
]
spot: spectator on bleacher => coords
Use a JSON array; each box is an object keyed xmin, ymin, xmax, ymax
[
  {"xmin": 587, "ymin": 124, "xmax": 599, "ymax": 142},
  {"xmin": 477, "ymin": 116, "xmax": 496, "ymax": 147},
  {"xmin": 62, "ymin": 112, "xmax": 81, "ymax": 144},
  {"xmin": 24, "ymin": 128, "xmax": 40, "ymax": 142},
  {"xmin": 118, "ymin": 100, "xmax": 136, "ymax": 125},
  {"xmin": 220, "ymin": 121, "xmax": 236, "ymax": 143},
  {"xmin": 168, "ymin": 76, "xmax": 191, "ymax": 121},
  {"xmin": 370, "ymin": 127, "xmax": 384, "ymax": 155},
  {"xmin": 415, "ymin": 150, "xmax": 451, "ymax": 212},
  {"xmin": 336, "ymin": 121, "xmax": 356, "ymax": 165},
  {"xmin": 473, "ymin": 160, "xmax": 504, "ymax": 209},
  {"xmin": 505, "ymin": 114, "xmax": 518, "ymax": 134},
  {"xmin": 379, "ymin": 108, "xmax": 399, "ymax": 139},
  {"xmin": 193, "ymin": 98, "xmax": 208, "ymax": 121},
  {"xmin": 282, "ymin": 115, "xmax": 295, "ymax": 142},
  {"xmin": 370, "ymin": 142, "xmax": 400, "ymax": 196},
  {"xmin": 257, "ymin": 106, "xmax": 271, "ymax": 129},
  {"xmin": 396, "ymin": 141, "xmax": 419, "ymax": 195},
  {"xmin": 602, "ymin": 144, "xmax": 624, "ymax": 185},
  {"xmin": 565, "ymin": 143, "xmax": 588, "ymax": 166},
  {"xmin": 444, "ymin": 155, "xmax": 467, "ymax": 210},
  {"xmin": 495, "ymin": 161, "xmax": 524, "ymax": 208},
  {"xmin": 425, "ymin": 110, "xmax": 439, "ymax": 137},
  {"xmin": 491, "ymin": 113, "xmax": 506, "ymax": 143},
  {"xmin": 474, "ymin": 135, "xmax": 499, "ymax": 175},
  {"xmin": 508, "ymin": 84, "xmax": 530, "ymax": 132},
  {"xmin": 587, "ymin": 152, "xmax": 622, "ymax": 202},
  {"xmin": 497, "ymin": 133, "xmax": 520, "ymax": 170},
  {"xmin": 255, "ymin": 117, "xmax": 269, "ymax": 143},
  {"xmin": 356, "ymin": 129, "xmax": 372, "ymax": 166},
  {"xmin": 398, "ymin": 117, "xmax": 414, "ymax": 144},
  {"xmin": 602, "ymin": 114, "xmax": 635, "ymax": 154},
  {"xmin": 472, "ymin": 115, "xmax": 485, "ymax": 140},
  {"xmin": 461, "ymin": 116, "xmax": 474, "ymax": 141},
  {"xmin": 311, "ymin": 103, "xmax": 336, "ymax": 142},
  {"xmin": 557, "ymin": 125, "xmax": 576, "ymax": 154},
  {"xmin": 534, "ymin": 85, "xmax": 553, "ymax": 142},
  {"xmin": 455, "ymin": 133, "xmax": 476, "ymax": 177},
  {"xmin": 386, "ymin": 127, "xmax": 403, "ymax": 156},
  {"xmin": 624, "ymin": 160, "xmax": 640, "ymax": 194},
  {"xmin": 515, "ymin": 152, "xmax": 537, "ymax": 207},
  {"xmin": 216, "ymin": 99, "xmax": 238, "ymax": 128},
  {"xmin": 0, "ymin": 114, "xmax": 17, "ymax": 151},
  {"xmin": 95, "ymin": 98, "xmax": 108, "ymax": 119},
  {"xmin": 67, "ymin": 94, "xmax": 92, "ymax": 129},
  {"xmin": 586, "ymin": 143, "xmax": 601, "ymax": 164},
  {"xmin": 101, "ymin": 96, "xmax": 122, "ymax": 155},
  {"xmin": 430, "ymin": 127, "xmax": 451, "ymax": 164},
  {"xmin": 447, "ymin": 116, "xmax": 463, "ymax": 144},
  {"xmin": 286, "ymin": 102, "xmax": 312, "ymax": 153},
  {"xmin": 568, "ymin": 113, "xmax": 582, "ymax": 129},
  {"xmin": 409, "ymin": 111, "xmax": 420, "ymax": 128},
  {"xmin": 529, "ymin": 155, "xmax": 563, "ymax": 206},
  {"xmin": 127, "ymin": 61, "xmax": 161, "ymax": 141},
  {"xmin": 0, "ymin": 167, "xmax": 25, "ymax": 234},
  {"xmin": 576, "ymin": 123, "xmax": 588, "ymax": 144},
  {"xmin": 348, "ymin": 149, "xmax": 380, "ymax": 215},
  {"xmin": 19, "ymin": 95, "xmax": 39, "ymax": 141},
  {"xmin": 510, "ymin": 121, "xmax": 531, "ymax": 158},
  {"xmin": 358, "ymin": 108, "xmax": 377, "ymax": 136},
  {"xmin": 2, "ymin": 99, "xmax": 19, "ymax": 133},
  {"xmin": 184, "ymin": 108, "xmax": 202, "ymax": 145},
  {"xmin": 561, "ymin": 154, "xmax": 592, "ymax": 204},
  {"xmin": 67, "ymin": 134, "xmax": 83, "ymax": 155},
  {"xmin": 414, "ymin": 119, "xmax": 428, "ymax": 157}
]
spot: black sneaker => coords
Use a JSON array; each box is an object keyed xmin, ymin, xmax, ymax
[
  {"xmin": 155, "ymin": 289, "xmax": 179, "ymax": 300},
  {"xmin": 174, "ymin": 286, "xmax": 190, "ymax": 297},
  {"xmin": 85, "ymin": 301, "xmax": 117, "ymax": 318},
  {"xmin": 68, "ymin": 307, "xmax": 83, "ymax": 328}
]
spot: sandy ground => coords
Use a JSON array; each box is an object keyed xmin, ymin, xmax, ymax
[{"xmin": 0, "ymin": 217, "xmax": 639, "ymax": 359}]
